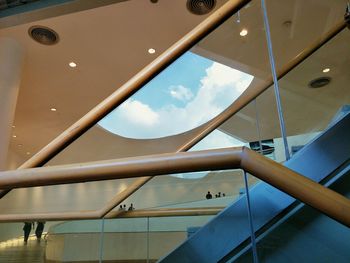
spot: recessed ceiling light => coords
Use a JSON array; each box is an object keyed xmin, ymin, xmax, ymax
[
  {"xmin": 148, "ymin": 48, "xmax": 156, "ymax": 54},
  {"xmin": 69, "ymin": 62, "xmax": 77, "ymax": 68},
  {"xmin": 50, "ymin": 108, "xmax": 57, "ymax": 112},
  {"xmin": 18, "ymin": 144, "xmax": 23, "ymax": 147},
  {"xmin": 26, "ymin": 152, "xmax": 31, "ymax": 155},
  {"xmin": 240, "ymin": 29, "xmax": 248, "ymax": 36},
  {"xmin": 12, "ymin": 135, "xmax": 17, "ymax": 138},
  {"xmin": 12, "ymin": 125, "xmax": 15, "ymax": 128},
  {"xmin": 322, "ymin": 68, "xmax": 330, "ymax": 73}
]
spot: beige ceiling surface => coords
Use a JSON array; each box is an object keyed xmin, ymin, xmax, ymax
[{"xmin": 1, "ymin": 0, "xmax": 227, "ymax": 166}]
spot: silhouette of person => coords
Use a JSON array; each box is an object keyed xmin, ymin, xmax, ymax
[
  {"xmin": 23, "ymin": 222, "xmax": 32, "ymax": 244},
  {"xmin": 218, "ymin": 192, "xmax": 221, "ymax": 198},
  {"xmin": 206, "ymin": 191, "xmax": 212, "ymax": 199},
  {"xmin": 35, "ymin": 222, "xmax": 45, "ymax": 242},
  {"xmin": 128, "ymin": 203, "xmax": 134, "ymax": 211},
  {"xmin": 223, "ymin": 193, "xmax": 226, "ymax": 197},
  {"xmin": 118, "ymin": 205, "xmax": 123, "ymax": 210},
  {"xmin": 123, "ymin": 204, "xmax": 126, "ymax": 210}
]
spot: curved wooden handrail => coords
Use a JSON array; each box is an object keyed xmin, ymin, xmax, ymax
[{"xmin": 0, "ymin": 147, "xmax": 349, "ymax": 226}]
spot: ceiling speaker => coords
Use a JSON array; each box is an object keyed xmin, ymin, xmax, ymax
[
  {"xmin": 186, "ymin": 0, "xmax": 216, "ymax": 15},
  {"xmin": 308, "ymin": 77, "xmax": 331, "ymax": 88},
  {"xmin": 28, "ymin": 26, "xmax": 59, "ymax": 45}
]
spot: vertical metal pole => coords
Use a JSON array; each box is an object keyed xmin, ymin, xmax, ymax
[
  {"xmin": 261, "ymin": 0, "xmax": 290, "ymax": 160},
  {"xmin": 243, "ymin": 171, "xmax": 259, "ymax": 263},
  {"xmin": 99, "ymin": 218, "xmax": 105, "ymax": 263},
  {"xmin": 147, "ymin": 217, "xmax": 150, "ymax": 263},
  {"xmin": 254, "ymin": 99, "xmax": 264, "ymax": 155}
]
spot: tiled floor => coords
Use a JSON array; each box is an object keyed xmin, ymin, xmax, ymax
[{"xmin": 0, "ymin": 239, "xmax": 45, "ymax": 263}]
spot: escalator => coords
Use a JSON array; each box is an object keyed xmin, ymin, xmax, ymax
[{"xmin": 159, "ymin": 109, "xmax": 350, "ymax": 263}]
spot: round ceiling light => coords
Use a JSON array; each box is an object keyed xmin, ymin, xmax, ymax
[
  {"xmin": 28, "ymin": 26, "xmax": 59, "ymax": 45},
  {"xmin": 240, "ymin": 29, "xmax": 248, "ymax": 36},
  {"xmin": 308, "ymin": 77, "xmax": 331, "ymax": 88},
  {"xmin": 186, "ymin": 0, "xmax": 216, "ymax": 15}
]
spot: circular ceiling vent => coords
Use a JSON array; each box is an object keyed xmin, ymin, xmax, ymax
[
  {"xmin": 28, "ymin": 26, "xmax": 59, "ymax": 45},
  {"xmin": 186, "ymin": 0, "xmax": 216, "ymax": 15},
  {"xmin": 308, "ymin": 77, "xmax": 331, "ymax": 88}
]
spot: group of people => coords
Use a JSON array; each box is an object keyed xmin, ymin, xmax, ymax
[
  {"xmin": 118, "ymin": 203, "xmax": 135, "ymax": 211},
  {"xmin": 205, "ymin": 191, "xmax": 226, "ymax": 199},
  {"xmin": 23, "ymin": 221, "xmax": 45, "ymax": 244}
]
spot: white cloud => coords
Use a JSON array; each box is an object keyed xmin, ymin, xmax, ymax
[
  {"xmin": 169, "ymin": 85, "xmax": 194, "ymax": 102},
  {"xmin": 99, "ymin": 62, "xmax": 253, "ymax": 139},
  {"xmin": 118, "ymin": 99, "xmax": 159, "ymax": 126}
]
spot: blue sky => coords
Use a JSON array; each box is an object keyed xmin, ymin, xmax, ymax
[
  {"xmin": 99, "ymin": 51, "xmax": 254, "ymax": 139},
  {"xmin": 131, "ymin": 52, "xmax": 212, "ymax": 109}
]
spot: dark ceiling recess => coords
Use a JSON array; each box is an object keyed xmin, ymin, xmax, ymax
[
  {"xmin": 308, "ymin": 77, "xmax": 331, "ymax": 88},
  {"xmin": 0, "ymin": 0, "xmax": 41, "ymax": 11},
  {"xmin": 186, "ymin": 0, "xmax": 216, "ymax": 15},
  {"xmin": 28, "ymin": 26, "xmax": 59, "ymax": 45}
]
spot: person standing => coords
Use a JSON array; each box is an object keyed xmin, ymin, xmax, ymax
[
  {"xmin": 206, "ymin": 191, "xmax": 213, "ymax": 199},
  {"xmin": 128, "ymin": 203, "xmax": 135, "ymax": 211},
  {"xmin": 35, "ymin": 222, "xmax": 45, "ymax": 242},
  {"xmin": 23, "ymin": 222, "xmax": 32, "ymax": 244}
]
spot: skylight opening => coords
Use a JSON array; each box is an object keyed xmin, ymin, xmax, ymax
[{"xmin": 98, "ymin": 51, "xmax": 254, "ymax": 139}]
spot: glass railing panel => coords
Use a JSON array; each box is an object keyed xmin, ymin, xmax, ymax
[
  {"xmin": 148, "ymin": 215, "xmax": 214, "ymax": 261},
  {"xmin": 119, "ymin": 168, "xmax": 243, "ymax": 210},
  {"xmin": 264, "ymin": 0, "xmax": 347, "ymax": 72},
  {"xmin": 46, "ymin": 215, "xmax": 216, "ymax": 263},
  {"xmin": 276, "ymin": 27, "xmax": 350, "ymax": 159},
  {"xmin": 261, "ymin": 0, "xmax": 350, "ymax": 160},
  {"xmin": 220, "ymin": 88, "xmax": 281, "ymax": 162},
  {"xmin": 45, "ymin": 219, "xmax": 115, "ymax": 262}
]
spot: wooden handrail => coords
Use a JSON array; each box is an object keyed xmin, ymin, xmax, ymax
[
  {"xmin": 0, "ymin": 207, "xmax": 223, "ymax": 222},
  {"xmin": 0, "ymin": 147, "xmax": 349, "ymax": 227},
  {"xmin": 98, "ymin": 20, "xmax": 346, "ymax": 217}
]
